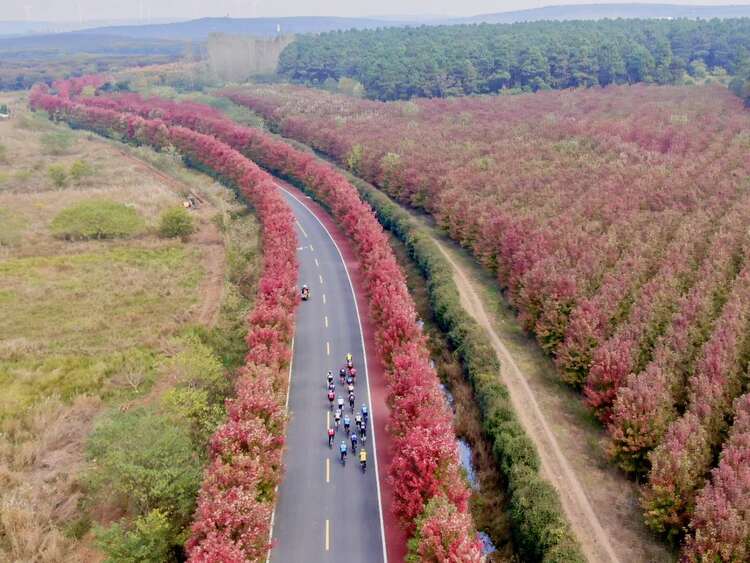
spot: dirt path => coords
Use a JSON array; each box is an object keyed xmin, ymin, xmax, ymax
[
  {"xmin": 432, "ymin": 240, "xmax": 619, "ymax": 563},
  {"xmin": 118, "ymin": 150, "xmax": 226, "ymax": 326}
]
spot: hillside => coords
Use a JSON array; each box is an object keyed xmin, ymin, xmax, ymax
[
  {"xmin": 73, "ymin": 16, "xmax": 409, "ymax": 40},
  {"xmin": 469, "ymin": 3, "xmax": 750, "ymax": 23},
  {"xmin": 0, "ymin": 33, "xmax": 186, "ymax": 59}
]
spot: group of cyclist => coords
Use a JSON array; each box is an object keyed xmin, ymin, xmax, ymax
[{"xmin": 327, "ymin": 353, "xmax": 369, "ymax": 471}]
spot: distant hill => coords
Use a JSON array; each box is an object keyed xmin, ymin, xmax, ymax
[
  {"xmin": 0, "ymin": 19, "xmax": 182, "ymax": 38},
  {"xmin": 73, "ymin": 16, "xmax": 409, "ymax": 41},
  {"xmin": 467, "ymin": 3, "xmax": 750, "ymax": 23},
  {"xmin": 0, "ymin": 33, "xmax": 186, "ymax": 59}
]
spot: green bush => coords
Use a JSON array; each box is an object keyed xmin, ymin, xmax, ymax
[
  {"xmin": 86, "ymin": 408, "xmax": 202, "ymax": 522},
  {"xmin": 40, "ymin": 130, "xmax": 75, "ymax": 155},
  {"xmin": 70, "ymin": 158, "xmax": 94, "ymax": 183},
  {"xmin": 355, "ymin": 177, "xmax": 584, "ymax": 562},
  {"xmin": 51, "ymin": 200, "xmax": 145, "ymax": 240},
  {"xmin": 0, "ymin": 143, "xmax": 8, "ymax": 164},
  {"xmin": 158, "ymin": 206, "xmax": 195, "ymax": 239},
  {"xmin": 95, "ymin": 509, "xmax": 175, "ymax": 563},
  {"xmin": 47, "ymin": 163, "xmax": 68, "ymax": 187},
  {"xmin": 161, "ymin": 387, "xmax": 224, "ymax": 448}
]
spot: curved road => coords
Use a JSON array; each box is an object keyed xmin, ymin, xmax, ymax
[{"xmin": 268, "ymin": 187, "xmax": 387, "ymax": 563}]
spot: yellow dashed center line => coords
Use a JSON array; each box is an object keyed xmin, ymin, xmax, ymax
[
  {"xmin": 326, "ymin": 458, "xmax": 330, "ymax": 483},
  {"xmin": 325, "ymin": 519, "xmax": 330, "ymax": 551},
  {"xmin": 315, "ymin": 258, "xmax": 319, "ymax": 268},
  {"xmin": 324, "ymin": 316, "xmax": 328, "ymax": 328},
  {"xmin": 326, "ymin": 342, "xmax": 330, "ymax": 356},
  {"xmin": 296, "ymin": 220, "xmax": 308, "ymax": 239},
  {"xmin": 322, "ymin": 293, "xmax": 326, "ymax": 305},
  {"xmin": 319, "ymin": 274, "xmax": 324, "ymax": 285}
]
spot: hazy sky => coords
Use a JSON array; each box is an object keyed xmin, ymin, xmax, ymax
[{"xmin": 6, "ymin": 0, "xmax": 750, "ymax": 21}]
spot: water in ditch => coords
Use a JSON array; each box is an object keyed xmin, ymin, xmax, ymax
[{"xmin": 438, "ymin": 382, "xmax": 498, "ymax": 556}]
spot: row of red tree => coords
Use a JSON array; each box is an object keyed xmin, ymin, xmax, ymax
[
  {"xmin": 40, "ymin": 83, "xmax": 481, "ymax": 557},
  {"xmin": 30, "ymin": 82, "xmax": 300, "ymax": 561},
  {"xmin": 79, "ymin": 90, "xmax": 481, "ymax": 557},
  {"xmin": 221, "ymin": 84, "xmax": 750, "ymax": 554}
]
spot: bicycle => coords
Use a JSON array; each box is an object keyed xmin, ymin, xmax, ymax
[
  {"xmin": 334, "ymin": 410, "xmax": 342, "ymax": 431},
  {"xmin": 340, "ymin": 442, "xmax": 348, "ymax": 466}
]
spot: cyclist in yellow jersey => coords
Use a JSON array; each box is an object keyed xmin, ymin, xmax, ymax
[{"xmin": 359, "ymin": 448, "xmax": 367, "ymax": 472}]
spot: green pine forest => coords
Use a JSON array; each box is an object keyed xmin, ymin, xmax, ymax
[{"xmin": 279, "ymin": 18, "xmax": 750, "ymax": 100}]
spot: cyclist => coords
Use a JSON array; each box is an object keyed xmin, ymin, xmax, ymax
[
  {"xmin": 327, "ymin": 381, "xmax": 335, "ymax": 393},
  {"xmin": 327, "ymin": 427, "xmax": 335, "ymax": 448},
  {"xmin": 355, "ymin": 413, "xmax": 363, "ymax": 432},
  {"xmin": 327, "ymin": 389, "xmax": 335, "ymax": 410},
  {"xmin": 347, "ymin": 383, "xmax": 354, "ymax": 395},
  {"xmin": 327, "ymin": 370, "xmax": 334, "ymax": 386},
  {"xmin": 350, "ymin": 431, "xmax": 358, "ymax": 453},
  {"xmin": 343, "ymin": 414, "xmax": 351, "ymax": 434},
  {"xmin": 337, "ymin": 395, "xmax": 344, "ymax": 412},
  {"xmin": 349, "ymin": 391, "xmax": 356, "ymax": 412},
  {"xmin": 334, "ymin": 408, "xmax": 342, "ymax": 430},
  {"xmin": 359, "ymin": 449, "xmax": 367, "ymax": 472},
  {"xmin": 339, "ymin": 367, "xmax": 347, "ymax": 385},
  {"xmin": 361, "ymin": 404, "xmax": 369, "ymax": 426},
  {"xmin": 349, "ymin": 366, "xmax": 357, "ymax": 381},
  {"xmin": 345, "ymin": 353, "xmax": 353, "ymax": 367},
  {"xmin": 340, "ymin": 441, "xmax": 348, "ymax": 465}
]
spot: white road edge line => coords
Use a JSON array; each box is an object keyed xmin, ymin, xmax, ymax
[
  {"xmin": 266, "ymin": 334, "xmax": 296, "ymax": 563},
  {"xmin": 279, "ymin": 185, "xmax": 389, "ymax": 563}
]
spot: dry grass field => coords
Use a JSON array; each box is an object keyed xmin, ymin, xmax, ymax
[{"xmin": 0, "ymin": 92, "xmax": 260, "ymax": 561}]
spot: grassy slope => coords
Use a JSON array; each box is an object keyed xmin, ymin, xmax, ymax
[{"xmin": 0, "ymin": 92, "xmax": 260, "ymax": 561}]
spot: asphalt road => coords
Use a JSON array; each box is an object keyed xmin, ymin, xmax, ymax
[{"xmin": 269, "ymin": 187, "xmax": 387, "ymax": 563}]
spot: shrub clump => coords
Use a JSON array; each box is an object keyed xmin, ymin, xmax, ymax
[
  {"xmin": 158, "ymin": 207, "xmax": 195, "ymax": 239},
  {"xmin": 87, "ymin": 409, "xmax": 203, "ymax": 561},
  {"xmin": 47, "ymin": 163, "xmax": 68, "ymax": 187},
  {"xmin": 50, "ymin": 200, "xmax": 145, "ymax": 240},
  {"xmin": 69, "ymin": 159, "xmax": 94, "ymax": 183}
]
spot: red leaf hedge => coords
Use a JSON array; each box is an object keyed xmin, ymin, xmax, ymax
[
  {"xmin": 71, "ymin": 90, "xmax": 480, "ymax": 550},
  {"xmin": 30, "ymin": 82, "xmax": 299, "ymax": 561}
]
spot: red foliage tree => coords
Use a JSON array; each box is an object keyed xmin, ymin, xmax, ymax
[{"xmin": 682, "ymin": 393, "xmax": 750, "ymax": 562}]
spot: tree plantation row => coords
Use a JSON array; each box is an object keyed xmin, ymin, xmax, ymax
[{"xmin": 221, "ymin": 83, "xmax": 750, "ymax": 560}]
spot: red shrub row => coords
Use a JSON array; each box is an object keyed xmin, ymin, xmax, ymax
[
  {"xmin": 683, "ymin": 393, "xmax": 750, "ymax": 561},
  {"xmin": 30, "ymin": 83, "xmax": 299, "ymax": 562},
  {"xmin": 641, "ymin": 266, "xmax": 750, "ymax": 539},
  {"xmin": 74, "ymin": 90, "xmax": 480, "ymax": 549}
]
